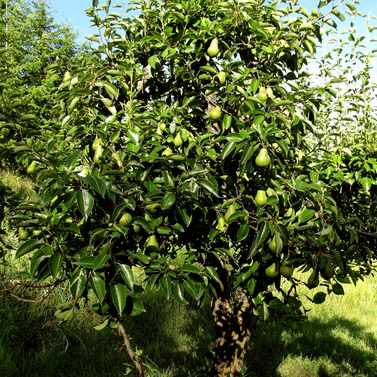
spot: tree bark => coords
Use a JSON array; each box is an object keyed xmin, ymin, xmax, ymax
[{"xmin": 212, "ymin": 286, "xmax": 258, "ymax": 377}]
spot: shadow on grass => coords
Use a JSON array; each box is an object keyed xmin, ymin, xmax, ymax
[
  {"xmin": 243, "ymin": 315, "xmax": 377, "ymax": 377},
  {"xmin": 0, "ymin": 289, "xmax": 215, "ymax": 377},
  {"xmin": 1, "ymin": 289, "xmax": 376, "ymax": 377}
]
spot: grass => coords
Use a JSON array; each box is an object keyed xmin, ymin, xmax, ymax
[{"xmin": 1, "ymin": 171, "xmax": 377, "ymax": 376}]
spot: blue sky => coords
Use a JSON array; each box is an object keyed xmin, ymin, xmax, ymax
[{"xmin": 50, "ymin": 0, "xmax": 377, "ymax": 44}]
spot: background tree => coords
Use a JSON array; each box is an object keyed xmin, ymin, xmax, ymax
[
  {"xmin": 0, "ymin": 0, "xmax": 87, "ymax": 171},
  {"xmin": 2, "ymin": 0, "xmax": 377, "ymax": 376}
]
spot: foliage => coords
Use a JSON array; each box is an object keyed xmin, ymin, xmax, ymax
[
  {"xmin": 1, "ymin": 0, "xmax": 377, "ymax": 375},
  {"xmin": 0, "ymin": 0, "xmax": 87, "ymax": 171}
]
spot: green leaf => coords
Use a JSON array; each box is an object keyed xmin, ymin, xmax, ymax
[
  {"xmin": 93, "ymin": 254, "xmax": 109, "ymax": 270},
  {"xmin": 119, "ymin": 264, "xmax": 134, "ymax": 291},
  {"xmin": 248, "ymin": 222, "xmax": 270, "ymax": 259},
  {"xmin": 160, "ymin": 275, "xmax": 172, "ymax": 300},
  {"xmin": 94, "ymin": 319, "xmax": 109, "ymax": 331},
  {"xmin": 133, "ymin": 217, "xmax": 153, "ymax": 233},
  {"xmin": 221, "ymin": 141, "xmax": 236, "ymax": 160},
  {"xmin": 15, "ymin": 240, "xmax": 44, "ymax": 259},
  {"xmin": 77, "ymin": 190, "xmax": 94, "ymax": 221},
  {"xmin": 111, "ymin": 283, "xmax": 127, "ymax": 315},
  {"xmin": 298, "ymin": 209, "xmax": 315, "ymax": 224},
  {"xmin": 86, "ymin": 175, "xmax": 106, "ymax": 197},
  {"xmin": 183, "ymin": 279, "xmax": 198, "ymax": 300},
  {"xmin": 197, "ymin": 178, "xmax": 220, "ymax": 198},
  {"xmin": 74, "ymin": 256, "xmax": 95, "ymax": 268},
  {"xmin": 222, "ymin": 114, "xmax": 232, "ymax": 132},
  {"xmin": 173, "ymin": 281, "xmax": 189, "ymax": 305},
  {"xmin": 90, "ymin": 275, "xmax": 106, "ymax": 304},
  {"xmin": 181, "ymin": 264, "xmax": 200, "ymax": 273},
  {"xmin": 237, "ymin": 223, "xmax": 249, "ymax": 242},
  {"xmin": 161, "ymin": 193, "xmax": 176, "ymax": 210},
  {"xmin": 49, "ymin": 254, "xmax": 63, "ymax": 279},
  {"xmin": 359, "ymin": 177, "xmax": 373, "ymax": 191},
  {"xmin": 205, "ymin": 266, "xmax": 224, "ymax": 291},
  {"xmin": 313, "ymin": 292, "xmax": 326, "ymax": 304},
  {"xmin": 131, "ymin": 297, "xmax": 146, "ymax": 316},
  {"xmin": 70, "ymin": 271, "xmax": 87, "ymax": 299},
  {"xmin": 247, "ymin": 278, "xmax": 257, "ymax": 296}
]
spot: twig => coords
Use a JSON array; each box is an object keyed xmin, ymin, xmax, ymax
[{"xmin": 117, "ymin": 321, "xmax": 146, "ymax": 377}]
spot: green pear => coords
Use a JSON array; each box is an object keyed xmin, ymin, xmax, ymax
[
  {"xmin": 26, "ymin": 160, "xmax": 37, "ymax": 174},
  {"xmin": 92, "ymin": 138, "xmax": 102, "ymax": 150},
  {"xmin": 307, "ymin": 269, "xmax": 320, "ymax": 288},
  {"xmin": 265, "ymin": 262, "xmax": 279, "ymax": 278},
  {"xmin": 173, "ymin": 132, "xmax": 183, "ymax": 147},
  {"xmin": 268, "ymin": 236, "xmax": 276, "ymax": 252},
  {"xmin": 145, "ymin": 203, "xmax": 161, "ymax": 213},
  {"xmin": 33, "ymin": 229, "xmax": 42, "ymax": 236},
  {"xmin": 258, "ymin": 87, "xmax": 268, "ymax": 101},
  {"xmin": 267, "ymin": 87, "xmax": 275, "ymax": 100},
  {"xmin": 119, "ymin": 213, "xmax": 132, "ymax": 227},
  {"xmin": 255, "ymin": 190, "xmax": 267, "ymax": 206},
  {"xmin": 161, "ymin": 147, "xmax": 173, "ymax": 156},
  {"xmin": 216, "ymin": 217, "xmax": 227, "ymax": 233},
  {"xmin": 159, "ymin": 123, "xmax": 166, "ymax": 132},
  {"xmin": 280, "ymin": 260, "xmax": 294, "ymax": 278},
  {"xmin": 321, "ymin": 262, "xmax": 335, "ymax": 280},
  {"xmin": 18, "ymin": 227, "xmax": 28, "ymax": 240},
  {"xmin": 207, "ymin": 38, "xmax": 219, "ymax": 57},
  {"xmin": 218, "ymin": 71, "xmax": 227, "ymax": 85},
  {"xmin": 133, "ymin": 224, "xmax": 141, "ymax": 234},
  {"xmin": 209, "ymin": 106, "xmax": 221, "ymax": 120},
  {"xmin": 146, "ymin": 235, "xmax": 159, "ymax": 252},
  {"xmin": 255, "ymin": 148, "xmax": 271, "ymax": 167}
]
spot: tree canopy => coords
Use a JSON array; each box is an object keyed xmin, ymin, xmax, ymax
[{"xmin": 1, "ymin": 0, "xmax": 377, "ymax": 375}]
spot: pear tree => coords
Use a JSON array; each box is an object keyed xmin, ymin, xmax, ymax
[{"xmin": 5, "ymin": 0, "xmax": 377, "ymax": 376}]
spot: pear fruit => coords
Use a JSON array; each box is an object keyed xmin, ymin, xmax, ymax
[
  {"xmin": 92, "ymin": 138, "xmax": 102, "ymax": 150},
  {"xmin": 267, "ymin": 87, "xmax": 275, "ymax": 100},
  {"xmin": 280, "ymin": 261, "xmax": 294, "ymax": 278},
  {"xmin": 173, "ymin": 132, "xmax": 183, "ymax": 147},
  {"xmin": 26, "ymin": 161, "xmax": 37, "ymax": 174},
  {"xmin": 145, "ymin": 203, "xmax": 161, "ymax": 213},
  {"xmin": 307, "ymin": 269, "xmax": 320, "ymax": 288},
  {"xmin": 258, "ymin": 87, "xmax": 268, "ymax": 101},
  {"xmin": 216, "ymin": 217, "xmax": 227, "ymax": 233},
  {"xmin": 255, "ymin": 190, "xmax": 267, "ymax": 206},
  {"xmin": 265, "ymin": 262, "xmax": 279, "ymax": 278},
  {"xmin": 161, "ymin": 147, "xmax": 173, "ymax": 156},
  {"xmin": 207, "ymin": 38, "xmax": 219, "ymax": 57},
  {"xmin": 133, "ymin": 224, "xmax": 141, "ymax": 234},
  {"xmin": 209, "ymin": 106, "xmax": 221, "ymax": 120},
  {"xmin": 268, "ymin": 236, "xmax": 276, "ymax": 252},
  {"xmin": 218, "ymin": 71, "xmax": 227, "ymax": 85},
  {"xmin": 93, "ymin": 145, "xmax": 103, "ymax": 163},
  {"xmin": 159, "ymin": 123, "xmax": 166, "ymax": 132},
  {"xmin": 146, "ymin": 235, "xmax": 159, "ymax": 252},
  {"xmin": 255, "ymin": 148, "xmax": 271, "ymax": 167},
  {"xmin": 18, "ymin": 227, "xmax": 28, "ymax": 240},
  {"xmin": 321, "ymin": 262, "xmax": 335, "ymax": 280},
  {"xmin": 33, "ymin": 230, "xmax": 42, "ymax": 236},
  {"xmin": 119, "ymin": 213, "xmax": 132, "ymax": 227}
]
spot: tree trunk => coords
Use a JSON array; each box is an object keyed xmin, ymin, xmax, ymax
[{"xmin": 211, "ymin": 287, "xmax": 258, "ymax": 377}]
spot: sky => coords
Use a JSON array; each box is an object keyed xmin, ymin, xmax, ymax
[{"xmin": 50, "ymin": 0, "xmax": 377, "ymax": 44}]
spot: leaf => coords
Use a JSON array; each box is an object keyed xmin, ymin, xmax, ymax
[
  {"xmin": 359, "ymin": 177, "xmax": 373, "ymax": 192},
  {"xmin": 77, "ymin": 190, "xmax": 94, "ymax": 221},
  {"xmin": 94, "ymin": 319, "xmax": 109, "ymax": 331},
  {"xmin": 86, "ymin": 175, "xmax": 106, "ymax": 197},
  {"xmin": 161, "ymin": 193, "xmax": 176, "ymax": 210},
  {"xmin": 248, "ymin": 222, "xmax": 270, "ymax": 259},
  {"xmin": 237, "ymin": 223, "xmax": 250, "ymax": 242},
  {"xmin": 49, "ymin": 254, "xmax": 63, "ymax": 279},
  {"xmin": 183, "ymin": 279, "xmax": 198, "ymax": 300},
  {"xmin": 173, "ymin": 281, "xmax": 189, "ymax": 305},
  {"xmin": 20, "ymin": 114, "xmax": 37, "ymax": 121},
  {"xmin": 197, "ymin": 178, "xmax": 220, "ymax": 198},
  {"xmin": 313, "ymin": 292, "xmax": 326, "ymax": 304},
  {"xmin": 247, "ymin": 278, "xmax": 257, "ymax": 296},
  {"xmin": 205, "ymin": 266, "xmax": 224, "ymax": 291},
  {"xmin": 222, "ymin": 114, "xmax": 232, "ymax": 132},
  {"xmin": 221, "ymin": 141, "xmax": 236, "ymax": 160},
  {"xmin": 133, "ymin": 217, "xmax": 153, "ymax": 233},
  {"xmin": 298, "ymin": 209, "xmax": 315, "ymax": 224},
  {"xmin": 160, "ymin": 275, "xmax": 172, "ymax": 300},
  {"xmin": 111, "ymin": 283, "xmax": 127, "ymax": 315},
  {"xmin": 119, "ymin": 264, "xmax": 134, "ymax": 291},
  {"xmin": 181, "ymin": 264, "xmax": 200, "ymax": 273},
  {"xmin": 93, "ymin": 254, "xmax": 109, "ymax": 270},
  {"xmin": 179, "ymin": 208, "xmax": 192, "ymax": 227},
  {"xmin": 90, "ymin": 275, "xmax": 106, "ymax": 304},
  {"xmin": 70, "ymin": 271, "xmax": 87, "ymax": 299},
  {"xmin": 130, "ymin": 297, "xmax": 146, "ymax": 316},
  {"xmin": 15, "ymin": 240, "xmax": 44, "ymax": 259}
]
